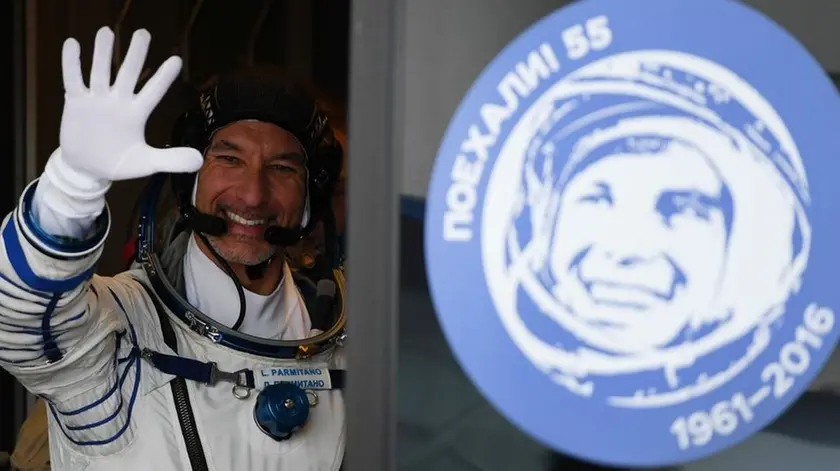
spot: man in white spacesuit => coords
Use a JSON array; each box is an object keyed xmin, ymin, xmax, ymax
[{"xmin": 0, "ymin": 25, "xmax": 346, "ymax": 471}]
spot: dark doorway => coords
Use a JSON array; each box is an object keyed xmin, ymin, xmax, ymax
[{"xmin": 0, "ymin": 0, "xmax": 22, "ymax": 455}]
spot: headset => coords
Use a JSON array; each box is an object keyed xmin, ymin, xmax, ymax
[{"xmin": 137, "ymin": 65, "xmax": 344, "ymax": 333}]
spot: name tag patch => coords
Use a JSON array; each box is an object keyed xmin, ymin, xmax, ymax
[{"xmin": 258, "ymin": 367, "xmax": 332, "ymax": 390}]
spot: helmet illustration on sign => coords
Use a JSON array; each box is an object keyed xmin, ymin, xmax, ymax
[
  {"xmin": 424, "ymin": 0, "xmax": 840, "ymax": 467},
  {"xmin": 500, "ymin": 50, "xmax": 811, "ymax": 405}
]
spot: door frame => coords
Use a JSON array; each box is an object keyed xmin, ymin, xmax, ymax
[{"xmin": 344, "ymin": 0, "xmax": 404, "ymax": 470}]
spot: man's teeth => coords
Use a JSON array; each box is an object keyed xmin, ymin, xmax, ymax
[{"xmin": 225, "ymin": 211, "xmax": 266, "ymax": 226}]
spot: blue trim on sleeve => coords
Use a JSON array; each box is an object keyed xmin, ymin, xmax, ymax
[
  {"xmin": 64, "ymin": 353, "xmax": 136, "ymax": 431},
  {"xmin": 2, "ymin": 220, "xmax": 97, "ymax": 293},
  {"xmin": 0, "ymin": 319, "xmax": 44, "ymax": 335},
  {"xmin": 107, "ymin": 289, "xmax": 130, "ymax": 327},
  {"xmin": 0, "ymin": 345, "xmax": 53, "ymax": 352},
  {"xmin": 42, "ymin": 293, "xmax": 63, "ymax": 363},
  {"xmin": 48, "ymin": 347, "xmax": 141, "ymax": 447},
  {"xmin": 52, "ymin": 330, "xmax": 126, "ymax": 417},
  {"xmin": 49, "ymin": 288, "xmax": 142, "ymax": 446},
  {"xmin": 0, "ymin": 286, "xmax": 50, "ymax": 307},
  {"xmin": 18, "ymin": 179, "xmax": 109, "ymax": 256},
  {"xmin": 0, "ymin": 354, "xmax": 45, "ymax": 364},
  {"xmin": 47, "ymin": 288, "xmax": 142, "ymax": 447},
  {"xmin": 52, "ymin": 310, "xmax": 87, "ymax": 329},
  {"xmin": 0, "ymin": 271, "xmax": 52, "ymax": 300},
  {"xmin": 0, "ymin": 310, "xmax": 88, "ymax": 339}
]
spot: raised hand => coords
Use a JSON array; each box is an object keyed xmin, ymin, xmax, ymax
[{"xmin": 56, "ymin": 26, "xmax": 202, "ymax": 183}]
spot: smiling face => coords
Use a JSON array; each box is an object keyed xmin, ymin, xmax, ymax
[
  {"xmin": 549, "ymin": 141, "xmax": 730, "ymax": 353},
  {"xmin": 194, "ymin": 120, "xmax": 307, "ymax": 266}
]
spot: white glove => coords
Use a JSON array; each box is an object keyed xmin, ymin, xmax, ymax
[{"xmin": 33, "ymin": 26, "xmax": 203, "ymax": 239}]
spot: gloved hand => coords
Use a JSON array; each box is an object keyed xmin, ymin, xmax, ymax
[{"xmin": 35, "ymin": 26, "xmax": 203, "ymax": 237}]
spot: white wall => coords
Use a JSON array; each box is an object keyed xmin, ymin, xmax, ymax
[{"xmin": 399, "ymin": 0, "xmax": 840, "ymax": 199}]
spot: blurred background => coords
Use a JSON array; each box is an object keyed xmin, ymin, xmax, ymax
[{"xmin": 1, "ymin": 1, "xmax": 839, "ymax": 470}]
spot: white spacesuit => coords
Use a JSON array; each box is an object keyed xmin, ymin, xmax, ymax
[{"xmin": 0, "ymin": 27, "xmax": 346, "ymax": 471}]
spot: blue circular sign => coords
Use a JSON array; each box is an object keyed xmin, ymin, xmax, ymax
[{"xmin": 424, "ymin": 0, "xmax": 840, "ymax": 467}]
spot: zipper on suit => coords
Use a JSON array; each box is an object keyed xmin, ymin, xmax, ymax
[
  {"xmin": 170, "ymin": 377, "xmax": 209, "ymax": 471},
  {"xmin": 141, "ymin": 282, "xmax": 210, "ymax": 471}
]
